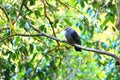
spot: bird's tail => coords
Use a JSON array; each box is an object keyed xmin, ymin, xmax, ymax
[{"xmin": 74, "ymin": 46, "xmax": 81, "ymax": 51}]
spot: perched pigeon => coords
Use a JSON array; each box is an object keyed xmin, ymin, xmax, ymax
[{"xmin": 65, "ymin": 28, "xmax": 81, "ymax": 51}]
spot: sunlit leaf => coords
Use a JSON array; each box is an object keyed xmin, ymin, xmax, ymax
[
  {"xmin": 12, "ymin": 37, "xmax": 21, "ymax": 47},
  {"xmin": 34, "ymin": 9, "xmax": 41, "ymax": 18},
  {"xmin": 25, "ymin": 22, "xmax": 30, "ymax": 31},
  {"xmin": 64, "ymin": 18, "xmax": 72, "ymax": 26},
  {"xmin": 101, "ymin": 42, "xmax": 109, "ymax": 50},
  {"xmin": 0, "ymin": 0, "xmax": 119, "ymax": 79},
  {"xmin": 87, "ymin": 8, "xmax": 92, "ymax": 16}
]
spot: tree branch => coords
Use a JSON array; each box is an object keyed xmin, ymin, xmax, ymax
[
  {"xmin": 74, "ymin": 44, "xmax": 119, "ymax": 61},
  {"xmin": 1, "ymin": 24, "xmax": 120, "ymax": 64},
  {"xmin": 59, "ymin": 0, "xmax": 69, "ymax": 9},
  {"xmin": 116, "ymin": 0, "xmax": 120, "ymax": 31},
  {"xmin": 30, "ymin": 25, "xmax": 120, "ymax": 63},
  {"xmin": 0, "ymin": 6, "xmax": 10, "ymax": 22}
]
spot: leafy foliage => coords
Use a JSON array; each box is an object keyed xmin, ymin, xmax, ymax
[{"xmin": 0, "ymin": 0, "xmax": 120, "ymax": 79}]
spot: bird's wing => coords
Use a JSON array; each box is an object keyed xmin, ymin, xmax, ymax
[{"xmin": 71, "ymin": 30, "xmax": 80, "ymax": 43}]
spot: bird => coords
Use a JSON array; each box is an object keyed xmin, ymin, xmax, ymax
[{"xmin": 65, "ymin": 27, "xmax": 81, "ymax": 51}]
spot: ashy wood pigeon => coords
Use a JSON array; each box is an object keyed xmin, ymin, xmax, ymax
[{"xmin": 65, "ymin": 28, "xmax": 81, "ymax": 51}]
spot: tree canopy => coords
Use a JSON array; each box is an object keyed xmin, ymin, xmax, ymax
[{"xmin": 0, "ymin": 0, "xmax": 120, "ymax": 79}]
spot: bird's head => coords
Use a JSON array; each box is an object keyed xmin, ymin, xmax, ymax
[{"xmin": 65, "ymin": 27, "xmax": 71, "ymax": 31}]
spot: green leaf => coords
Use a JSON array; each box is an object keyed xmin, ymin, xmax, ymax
[
  {"xmin": 101, "ymin": 12, "xmax": 115, "ymax": 28},
  {"xmin": 19, "ymin": 18, "xmax": 26, "ymax": 28},
  {"xmin": 101, "ymin": 18, "xmax": 109, "ymax": 28},
  {"xmin": 0, "ymin": 20, "xmax": 5, "ymax": 27},
  {"xmin": 101, "ymin": 42, "xmax": 109, "ymax": 50},
  {"xmin": 69, "ymin": 0, "xmax": 77, "ymax": 6},
  {"xmin": 112, "ymin": 26, "xmax": 116, "ymax": 32},
  {"xmin": 29, "ymin": 44, "xmax": 34, "ymax": 54},
  {"xmin": 105, "ymin": 12, "xmax": 115, "ymax": 23},
  {"xmin": 8, "ymin": 52, "xmax": 16, "ymax": 61},
  {"xmin": 118, "ymin": 48, "xmax": 120, "ymax": 53},
  {"xmin": 10, "ymin": 8, "xmax": 17, "ymax": 18},
  {"xmin": 12, "ymin": 37, "xmax": 21, "ymax": 47},
  {"xmin": 4, "ymin": 62, "xmax": 9, "ymax": 68},
  {"xmin": 87, "ymin": 8, "xmax": 92, "ymax": 16},
  {"xmin": 64, "ymin": 18, "xmax": 72, "ymax": 26},
  {"xmin": 25, "ymin": 22, "xmax": 30, "ymax": 31},
  {"xmin": 11, "ymin": 64, "xmax": 15, "ymax": 72},
  {"xmin": 37, "ymin": 69, "xmax": 45, "ymax": 80},
  {"xmin": 34, "ymin": 9, "xmax": 41, "ymax": 18},
  {"xmin": 30, "ymin": 53, "xmax": 37, "ymax": 63},
  {"xmin": 4, "ymin": 50, "xmax": 13, "ymax": 55},
  {"xmin": 80, "ymin": 0, "xmax": 85, "ymax": 8},
  {"xmin": 84, "ymin": 0, "xmax": 88, "ymax": 3},
  {"xmin": 18, "ymin": 43, "xmax": 28, "ymax": 54},
  {"xmin": 30, "ymin": 0, "xmax": 35, "ymax": 5},
  {"xmin": 103, "ymin": 25, "xmax": 108, "ymax": 31},
  {"xmin": 45, "ymin": 55, "xmax": 50, "ymax": 61},
  {"xmin": 92, "ymin": 2, "xmax": 99, "ymax": 9},
  {"xmin": 109, "ymin": 4, "xmax": 116, "ymax": 14},
  {"xmin": 0, "ymin": 0, "xmax": 3, "ymax": 4},
  {"xmin": 110, "ymin": 42, "xmax": 117, "ymax": 49},
  {"xmin": 4, "ymin": 68, "xmax": 10, "ymax": 80},
  {"xmin": 53, "ymin": 19, "xmax": 59, "ymax": 28},
  {"xmin": 39, "ymin": 25, "xmax": 45, "ymax": 31},
  {"xmin": 1, "ymin": 29, "xmax": 10, "ymax": 41}
]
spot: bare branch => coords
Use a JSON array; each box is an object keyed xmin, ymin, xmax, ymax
[
  {"xmin": 0, "ymin": 29, "xmax": 120, "ymax": 64},
  {"xmin": 0, "ymin": 34, "xmax": 40, "ymax": 43},
  {"xmin": 74, "ymin": 44, "xmax": 119, "ymax": 61},
  {"xmin": 31, "ymin": 25, "xmax": 118, "ymax": 56},
  {"xmin": 30, "ymin": 25, "xmax": 120, "ymax": 65}
]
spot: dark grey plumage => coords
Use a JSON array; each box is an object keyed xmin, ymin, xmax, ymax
[{"xmin": 65, "ymin": 28, "xmax": 81, "ymax": 51}]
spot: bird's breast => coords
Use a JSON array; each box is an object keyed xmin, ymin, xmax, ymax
[{"xmin": 65, "ymin": 31, "xmax": 75, "ymax": 43}]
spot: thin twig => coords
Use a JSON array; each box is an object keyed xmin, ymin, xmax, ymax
[
  {"xmin": 59, "ymin": 0, "xmax": 69, "ymax": 9},
  {"xmin": 0, "ymin": 27, "xmax": 9, "ymax": 32},
  {"xmin": 42, "ymin": 0, "xmax": 60, "ymax": 46},
  {"xmin": 12, "ymin": 0, "xmax": 25, "ymax": 25},
  {"xmin": 0, "ymin": 6, "xmax": 9, "ymax": 21}
]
